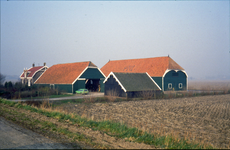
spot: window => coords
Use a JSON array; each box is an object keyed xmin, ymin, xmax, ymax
[
  {"xmin": 168, "ymin": 83, "xmax": 172, "ymax": 89},
  {"xmin": 179, "ymin": 83, "xmax": 183, "ymax": 89},
  {"xmin": 172, "ymin": 73, "xmax": 178, "ymax": 77}
]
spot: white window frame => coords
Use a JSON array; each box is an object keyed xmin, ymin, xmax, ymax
[
  {"xmin": 168, "ymin": 83, "xmax": 172, "ymax": 89},
  {"xmin": 179, "ymin": 83, "xmax": 183, "ymax": 89}
]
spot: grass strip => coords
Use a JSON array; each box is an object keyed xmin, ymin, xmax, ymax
[
  {"xmin": 0, "ymin": 103, "xmax": 111, "ymax": 149},
  {"xmin": 0, "ymin": 99, "xmax": 214, "ymax": 149}
]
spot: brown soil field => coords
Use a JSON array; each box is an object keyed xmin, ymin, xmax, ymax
[{"xmin": 60, "ymin": 94, "xmax": 230, "ymax": 149}]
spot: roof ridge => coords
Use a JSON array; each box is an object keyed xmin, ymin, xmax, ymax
[
  {"xmin": 53, "ymin": 61, "xmax": 91, "ymax": 66},
  {"xmin": 113, "ymin": 72, "xmax": 147, "ymax": 74},
  {"xmin": 109, "ymin": 56, "xmax": 169, "ymax": 62}
]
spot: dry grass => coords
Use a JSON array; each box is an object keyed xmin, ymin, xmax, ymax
[
  {"xmin": 106, "ymin": 90, "xmax": 119, "ymax": 102},
  {"xmin": 139, "ymin": 90, "xmax": 154, "ymax": 99}
]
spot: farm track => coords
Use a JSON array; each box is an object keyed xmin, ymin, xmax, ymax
[{"xmin": 61, "ymin": 94, "xmax": 230, "ymax": 148}]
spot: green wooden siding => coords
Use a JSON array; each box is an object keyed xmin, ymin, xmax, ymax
[
  {"xmin": 164, "ymin": 70, "xmax": 187, "ymax": 91},
  {"xmin": 99, "ymin": 79, "xmax": 105, "ymax": 92},
  {"xmin": 54, "ymin": 84, "xmax": 73, "ymax": 93},
  {"xmin": 80, "ymin": 68, "xmax": 104, "ymax": 79},
  {"xmin": 73, "ymin": 80, "xmax": 85, "ymax": 93},
  {"xmin": 152, "ymin": 77, "xmax": 162, "ymax": 90},
  {"xmin": 35, "ymin": 84, "xmax": 72, "ymax": 93}
]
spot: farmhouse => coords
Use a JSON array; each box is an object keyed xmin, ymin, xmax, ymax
[
  {"xmin": 104, "ymin": 72, "xmax": 161, "ymax": 98},
  {"xmin": 34, "ymin": 61, "xmax": 105, "ymax": 93},
  {"xmin": 20, "ymin": 63, "xmax": 48, "ymax": 87},
  {"xmin": 101, "ymin": 56, "xmax": 188, "ymax": 91}
]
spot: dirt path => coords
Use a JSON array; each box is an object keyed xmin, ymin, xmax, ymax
[
  {"xmin": 11, "ymin": 92, "xmax": 104, "ymax": 102},
  {"xmin": 60, "ymin": 94, "xmax": 230, "ymax": 149},
  {"xmin": 0, "ymin": 117, "xmax": 77, "ymax": 149}
]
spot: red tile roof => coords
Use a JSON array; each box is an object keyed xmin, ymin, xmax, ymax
[
  {"xmin": 35, "ymin": 61, "xmax": 96, "ymax": 84},
  {"xmin": 20, "ymin": 66, "xmax": 44, "ymax": 78},
  {"xmin": 101, "ymin": 56, "xmax": 184, "ymax": 77}
]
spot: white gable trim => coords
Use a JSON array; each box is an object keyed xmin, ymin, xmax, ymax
[
  {"xmin": 162, "ymin": 69, "xmax": 188, "ymax": 78},
  {"xmin": 162, "ymin": 69, "xmax": 170, "ymax": 78},
  {"xmin": 87, "ymin": 66, "xmax": 98, "ymax": 69},
  {"xmin": 34, "ymin": 66, "xmax": 49, "ymax": 84},
  {"xmin": 146, "ymin": 72, "xmax": 162, "ymax": 90},
  {"xmin": 71, "ymin": 66, "xmax": 105, "ymax": 84},
  {"xmin": 97, "ymin": 68, "xmax": 106, "ymax": 78},
  {"xmin": 33, "ymin": 66, "xmax": 49, "ymax": 83},
  {"xmin": 103, "ymin": 72, "xmax": 127, "ymax": 92},
  {"xmin": 72, "ymin": 66, "xmax": 88, "ymax": 85}
]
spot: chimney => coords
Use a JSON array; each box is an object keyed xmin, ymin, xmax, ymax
[
  {"xmin": 32, "ymin": 63, "xmax": 35, "ymax": 67},
  {"xmin": 24, "ymin": 68, "xmax": 28, "ymax": 78},
  {"xmin": 44, "ymin": 62, "xmax": 46, "ymax": 66}
]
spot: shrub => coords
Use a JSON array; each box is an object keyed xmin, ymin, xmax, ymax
[
  {"xmin": 139, "ymin": 90, "xmax": 155, "ymax": 100},
  {"xmin": 106, "ymin": 90, "xmax": 119, "ymax": 102}
]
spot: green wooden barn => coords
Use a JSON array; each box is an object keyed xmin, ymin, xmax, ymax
[
  {"xmin": 35, "ymin": 61, "xmax": 105, "ymax": 93},
  {"xmin": 101, "ymin": 56, "xmax": 188, "ymax": 91},
  {"xmin": 104, "ymin": 72, "xmax": 161, "ymax": 98}
]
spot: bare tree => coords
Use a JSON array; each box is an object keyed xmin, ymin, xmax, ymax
[{"xmin": 0, "ymin": 73, "xmax": 6, "ymax": 86}]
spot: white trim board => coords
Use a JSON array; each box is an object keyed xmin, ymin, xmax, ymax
[
  {"xmin": 146, "ymin": 72, "xmax": 162, "ymax": 90},
  {"xmin": 103, "ymin": 72, "xmax": 127, "ymax": 92}
]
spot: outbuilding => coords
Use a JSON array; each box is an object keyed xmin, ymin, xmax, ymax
[
  {"xmin": 104, "ymin": 72, "xmax": 161, "ymax": 98},
  {"xmin": 101, "ymin": 56, "xmax": 188, "ymax": 91},
  {"xmin": 35, "ymin": 61, "xmax": 105, "ymax": 93}
]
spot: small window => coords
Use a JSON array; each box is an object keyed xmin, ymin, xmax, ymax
[
  {"xmin": 179, "ymin": 83, "xmax": 183, "ymax": 89},
  {"xmin": 168, "ymin": 83, "xmax": 172, "ymax": 89},
  {"xmin": 172, "ymin": 73, "xmax": 178, "ymax": 77}
]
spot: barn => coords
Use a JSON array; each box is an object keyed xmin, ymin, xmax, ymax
[
  {"xmin": 101, "ymin": 56, "xmax": 188, "ymax": 91},
  {"xmin": 34, "ymin": 61, "xmax": 105, "ymax": 93},
  {"xmin": 104, "ymin": 72, "xmax": 161, "ymax": 98}
]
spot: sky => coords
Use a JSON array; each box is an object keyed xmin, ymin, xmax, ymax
[{"xmin": 1, "ymin": 0, "xmax": 229, "ymax": 81}]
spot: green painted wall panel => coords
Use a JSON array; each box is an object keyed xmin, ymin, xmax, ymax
[
  {"xmin": 99, "ymin": 79, "xmax": 105, "ymax": 92},
  {"xmin": 152, "ymin": 77, "xmax": 162, "ymax": 89},
  {"xmin": 80, "ymin": 68, "xmax": 104, "ymax": 79},
  {"xmin": 36, "ymin": 84, "xmax": 72, "ymax": 93},
  {"xmin": 74, "ymin": 80, "xmax": 85, "ymax": 92},
  {"xmin": 164, "ymin": 70, "xmax": 187, "ymax": 91},
  {"xmin": 55, "ymin": 84, "xmax": 72, "ymax": 93}
]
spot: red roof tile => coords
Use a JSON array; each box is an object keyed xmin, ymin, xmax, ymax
[
  {"xmin": 20, "ymin": 66, "xmax": 45, "ymax": 78},
  {"xmin": 35, "ymin": 61, "xmax": 96, "ymax": 84},
  {"xmin": 101, "ymin": 56, "xmax": 184, "ymax": 77}
]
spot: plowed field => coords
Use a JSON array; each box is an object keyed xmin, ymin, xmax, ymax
[{"xmin": 60, "ymin": 94, "xmax": 230, "ymax": 148}]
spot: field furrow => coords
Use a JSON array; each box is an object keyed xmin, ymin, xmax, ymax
[{"xmin": 61, "ymin": 94, "xmax": 230, "ymax": 148}]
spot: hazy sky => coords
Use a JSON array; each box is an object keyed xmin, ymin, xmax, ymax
[{"xmin": 1, "ymin": 1, "xmax": 229, "ymax": 80}]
